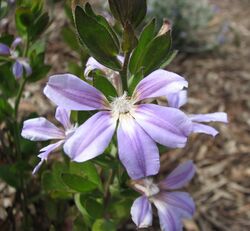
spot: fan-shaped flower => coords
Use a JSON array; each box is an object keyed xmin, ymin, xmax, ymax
[
  {"xmin": 130, "ymin": 160, "xmax": 195, "ymax": 231},
  {"xmin": 0, "ymin": 37, "xmax": 32, "ymax": 79},
  {"xmin": 43, "ymin": 70, "xmax": 190, "ymax": 179},
  {"xmin": 21, "ymin": 107, "xmax": 77, "ymax": 174}
]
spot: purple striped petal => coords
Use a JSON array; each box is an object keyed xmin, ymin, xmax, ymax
[
  {"xmin": 133, "ymin": 69, "xmax": 188, "ymax": 102},
  {"xmin": 154, "ymin": 199, "xmax": 182, "ymax": 231},
  {"xmin": 21, "ymin": 117, "xmax": 65, "ymax": 141},
  {"xmin": 12, "ymin": 60, "xmax": 23, "ymax": 79},
  {"xmin": 63, "ymin": 111, "xmax": 116, "ymax": 162},
  {"xmin": 192, "ymin": 123, "xmax": 219, "ymax": 136},
  {"xmin": 159, "ymin": 160, "xmax": 195, "ymax": 190},
  {"xmin": 131, "ymin": 196, "xmax": 152, "ymax": 228},
  {"xmin": 44, "ymin": 74, "xmax": 110, "ymax": 111},
  {"xmin": 0, "ymin": 43, "xmax": 10, "ymax": 55},
  {"xmin": 84, "ymin": 57, "xmax": 107, "ymax": 77},
  {"xmin": 32, "ymin": 140, "xmax": 64, "ymax": 174},
  {"xmin": 156, "ymin": 192, "xmax": 195, "ymax": 219},
  {"xmin": 166, "ymin": 90, "xmax": 187, "ymax": 108},
  {"xmin": 117, "ymin": 114, "xmax": 160, "ymax": 179},
  {"xmin": 189, "ymin": 112, "xmax": 228, "ymax": 123},
  {"xmin": 133, "ymin": 104, "xmax": 192, "ymax": 148},
  {"xmin": 55, "ymin": 107, "xmax": 72, "ymax": 130}
]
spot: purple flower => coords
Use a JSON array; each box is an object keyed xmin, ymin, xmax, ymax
[
  {"xmin": 43, "ymin": 70, "xmax": 190, "ymax": 179},
  {"xmin": 0, "ymin": 37, "xmax": 32, "ymax": 79},
  {"xmin": 21, "ymin": 107, "xmax": 77, "ymax": 174},
  {"xmin": 166, "ymin": 90, "xmax": 228, "ymax": 136},
  {"xmin": 130, "ymin": 161, "xmax": 195, "ymax": 230}
]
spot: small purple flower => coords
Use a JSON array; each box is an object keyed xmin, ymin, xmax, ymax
[
  {"xmin": 21, "ymin": 107, "xmax": 77, "ymax": 174},
  {"xmin": 0, "ymin": 37, "xmax": 32, "ymax": 79},
  {"xmin": 166, "ymin": 90, "xmax": 228, "ymax": 136},
  {"xmin": 43, "ymin": 70, "xmax": 190, "ymax": 179},
  {"xmin": 130, "ymin": 160, "xmax": 196, "ymax": 230}
]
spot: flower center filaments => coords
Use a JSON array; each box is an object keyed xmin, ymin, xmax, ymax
[
  {"xmin": 111, "ymin": 92, "xmax": 134, "ymax": 119},
  {"xmin": 134, "ymin": 178, "xmax": 160, "ymax": 198},
  {"xmin": 65, "ymin": 124, "xmax": 78, "ymax": 139}
]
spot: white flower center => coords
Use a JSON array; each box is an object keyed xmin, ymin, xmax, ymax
[
  {"xmin": 111, "ymin": 92, "xmax": 134, "ymax": 119},
  {"xmin": 10, "ymin": 50, "xmax": 18, "ymax": 59},
  {"xmin": 134, "ymin": 178, "xmax": 160, "ymax": 198},
  {"xmin": 65, "ymin": 123, "xmax": 78, "ymax": 139}
]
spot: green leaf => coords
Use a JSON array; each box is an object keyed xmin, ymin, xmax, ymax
[
  {"xmin": 74, "ymin": 6, "xmax": 121, "ymax": 71},
  {"xmin": 0, "ymin": 98, "xmax": 13, "ymax": 121},
  {"xmin": 15, "ymin": 7, "xmax": 33, "ymax": 35},
  {"xmin": 0, "ymin": 63, "xmax": 19, "ymax": 98},
  {"xmin": 85, "ymin": 3, "xmax": 120, "ymax": 50},
  {"xmin": 93, "ymin": 73, "xmax": 117, "ymax": 98},
  {"xmin": 129, "ymin": 19, "xmax": 156, "ymax": 74},
  {"xmin": 42, "ymin": 162, "xmax": 70, "ymax": 197},
  {"xmin": 69, "ymin": 161, "xmax": 102, "ymax": 191},
  {"xmin": 0, "ymin": 165, "xmax": 20, "ymax": 188},
  {"xmin": 61, "ymin": 173, "xmax": 97, "ymax": 193},
  {"xmin": 160, "ymin": 50, "xmax": 178, "ymax": 68},
  {"xmin": 61, "ymin": 27, "xmax": 80, "ymax": 52},
  {"xmin": 128, "ymin": 69, "xmax": 144, "ymax": 95},
  {"xmin": 140, "ymin": 31, "xmax": 172, "ymax": 75},
  {"xmin": 108, "ymin": 0, "xmax": 147, "ymax": 28},
  {"xmin": 109, "ymin": 198, "xmax": 133, "ymax": 221},
  {"xmin": 74, "ymin": 194, "xmax": 104, "ymax": 226},
  {"xmin": 29, "ymin": 12, "xmax": 50, "ymax": 41},
  {"xmin": 92, "ymin": 219, "xmax": 116, "ymax": 231}
]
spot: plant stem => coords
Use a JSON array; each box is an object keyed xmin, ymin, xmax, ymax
[
  {"xmin": 120, "ymin": 52, "xmax": 130, "ymax": 92},
  {"xmin": 13, "ymin": 77, "xmax": 29, "ymax": 228}
]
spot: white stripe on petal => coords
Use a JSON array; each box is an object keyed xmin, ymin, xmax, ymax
[
  {"xmin": 117, "ymin": 114, "xmax": 160, "ymax": 179},
  {"xmin": 63, "ymin": 111, "xmax": 116, "ymax": 162},
  {"xmin": 133, "ymin": 104, "xmax": 192, "ymax": 148},
  {"xmin": 131, "ymin": 196, "xmax": 152, "ymax": 228}
]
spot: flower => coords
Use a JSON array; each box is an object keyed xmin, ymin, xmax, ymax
[
  {"xmin": 130, "ymin": 160, "xmax": 195, "ymax": 230},
  {"xmin": 21, "ymin": 107, "xmax": 77, "ymax": 174},
  {"xmin": 43, "ymin": 70, "xmax": 190, "ymax": 179},
  {"xmin": 0, "ymin": 37, "xmax": 32, "ymax": 79},
  {"xmin": 166, "ymin": 90, "xmax": 228, "ymax": 136}
]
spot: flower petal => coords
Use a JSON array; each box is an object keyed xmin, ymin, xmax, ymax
[
  {"xmin": 20, "ymin": 59, "xmax": 32, "ymax": 76},
  {"xmin": 159, "ymin": 160, "xmax": 195, "ymax": 190},
  {"xmin": 0, "ymin": 43, "xmax": 10, "ymax": 55},
  {"xmin": 131, "ymin": 196, "xmax": 152, "ymax": 228},
  {"xmin": 44, "ymin": 74, "xmax": 109, "ymax": 111},
  {"xmin": 154, "ymin": 199, "xmax": 183, "ymax": 231},
  {"xmin": 21, "ymin": 117, "xmax": 65, "ymax": 141},
  {"xmin": 84, "ymin": 57, "xmax": 107, "ymax": 77},
  {"xmin": 32, "ymin": 140, "xmax": 64, "ymax": 174},
  {"xmin": 133, "ymin": 104, "xmax": 192, "ymax": 148},
  {"xmin": 11, "ymin": 37, "xmax": 22, "ymax": 49},
  {"xmin": 12, "ymin": 60, "xmax": 23, "ymax": 79},
  {"xmin": 189, "ymin": 112, "xmax": 228, "ymax": 123},
  {"xmin": 157, "ymin": 192, "xmax": 195, "ymax": 219},
  {"xmin": 117, "ymin": 114, "xmax": 160, "ymax": 179},
  {"xmin": 133, "ymin": 69, "xmax": 188, "ymax": 102},
  {"xmin": 166, "ymin": 90, "xmax": 187, "ymax": 108},
  {"xmin": 55, "ymin": 107, "xmax": 72, "ymax": 130},
  {"xmin": 192, "ymin": 123, "xmax": 219, "ymax": 137},
  {"xmin": 63, "ymin": 111, "xmax": 116, "ymax": 162}
]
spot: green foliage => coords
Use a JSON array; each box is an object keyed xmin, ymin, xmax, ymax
[
  {"xmin": 74, "ymin": 5, "xmax": 121, "ymax": 71},
  {"xmin": 108, "ymin": 0, "xmax": 147, "ymax": 28},
  {"xmin": 129, "ymin": 20, "xmax": 172, "ymax": 76}
]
